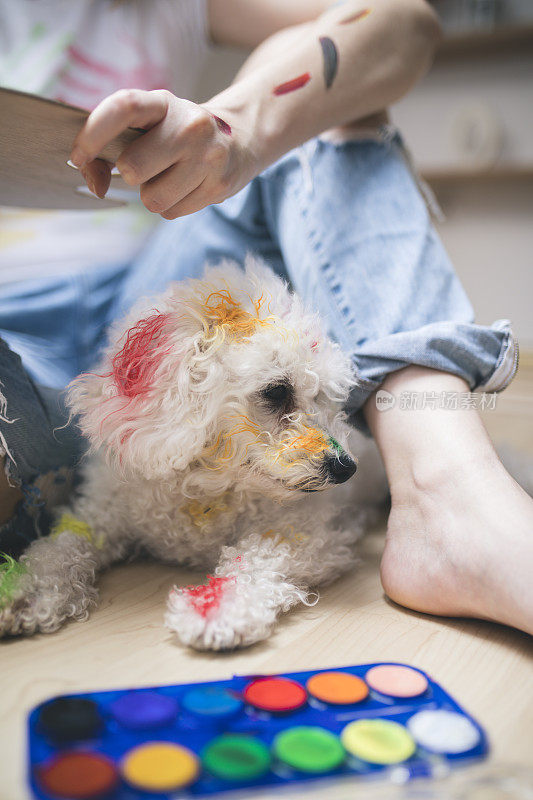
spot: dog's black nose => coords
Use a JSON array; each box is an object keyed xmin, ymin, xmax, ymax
[{"xmin": 324, "ymin": 453, "xmax": 357, "ymax": 484}]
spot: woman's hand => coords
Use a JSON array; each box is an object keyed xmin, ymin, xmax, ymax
[{"xmin": 70, "ymin": 89, "xmax": 257, "ymax": 219}]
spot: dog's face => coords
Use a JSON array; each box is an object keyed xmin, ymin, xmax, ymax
[{"xmin": 68, "ymin": 259, "xmax": 357, "ymax": 500}]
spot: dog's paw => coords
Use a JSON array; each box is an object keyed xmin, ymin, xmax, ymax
[
  {"xmin": 0, "ymin": 596, "xmax": 33, "ymax": 637},
  {"xmin": 0, "ymin": 588, "xmax": 56, "ymax": 637},
  {"xmin": 0, "ymin": 590, "xmax": 97, "ymax": 637},
  {"xmin": 0, "ymin": 555, "xmax": 98, "ymax": 638},
  {"xmin": 0, "ymin": 555, "xmax": 36, "ymax": 637},
  {"xmin": 165, "ymin": 575, "xmax": 276, "ymax": 651}
]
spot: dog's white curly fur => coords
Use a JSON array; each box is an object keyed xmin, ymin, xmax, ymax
[{"xmin": 0, "ymin": 258, "xmax": 380, "ymax": 650}]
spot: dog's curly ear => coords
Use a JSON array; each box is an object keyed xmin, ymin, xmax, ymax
[{"xmin": 67, "ymin": 291, "xmax": 223, "ymax": 478}]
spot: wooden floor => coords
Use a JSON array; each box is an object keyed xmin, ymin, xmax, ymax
[{"xmin": 2, "ymin": 364, "xmax": 533, "ymax": 800}]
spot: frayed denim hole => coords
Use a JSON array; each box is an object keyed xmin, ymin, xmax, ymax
[{"xmin": 2, "ymin": 453, "xmax": 22, "ymax": 493}]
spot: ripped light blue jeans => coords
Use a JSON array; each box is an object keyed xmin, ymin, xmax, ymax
[{"xmin": 0, "ymin": 129, "xmax": 518, "ymax": 555}]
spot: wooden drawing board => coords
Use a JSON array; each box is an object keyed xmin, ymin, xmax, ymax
[{"xmin": 0, "ymin": 86, "xmax": 144, "ymax": 210}]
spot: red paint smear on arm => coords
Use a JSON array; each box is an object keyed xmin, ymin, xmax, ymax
[
  {"xmin": 213, "ymin": 115, "xmax": 232, "ymax": 136},
  {"xmin": 339, "ymin": 8, "xmax": 371, "ymax": 24},
  {"xmin": 183, "ymin": 575, "xmax": 234, "ymax": 617},
  {"xmin": 273, "ymin": 72, "xmax": 311, "ymax": 96},
  {"xmin": 112, "ymin": 313, "xmax": 171, "ymax": 398}
]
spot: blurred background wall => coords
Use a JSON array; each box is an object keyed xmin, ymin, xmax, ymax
[{"xmin": 195, "ymin": 0, "xmax": 533, "ymax": 351}]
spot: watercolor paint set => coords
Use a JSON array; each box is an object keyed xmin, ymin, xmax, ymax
[{"xmin": 28, "ymin": 662, "xmax": 488, "ymax": 799}]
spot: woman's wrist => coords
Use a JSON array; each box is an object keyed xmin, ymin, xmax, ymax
[{"xmin": 202, "ymin": 74, "xmax": 289, "ymax": 180}]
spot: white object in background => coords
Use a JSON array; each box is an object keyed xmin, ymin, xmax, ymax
[{"xmin": 450, "ymin": 102, "xmax": 504, "ymax": 169}]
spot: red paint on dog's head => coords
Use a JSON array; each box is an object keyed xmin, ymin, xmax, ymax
[{"xmin": 112, "ymin": 312, "xmax": 171, "ymax": 398}]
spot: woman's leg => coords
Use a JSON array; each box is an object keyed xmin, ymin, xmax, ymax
[
  {"xmin": 365, "ymin": 366, "xmax": 533, "ymax": 634},
  {"xmin": 0, "ymin": 339, "xmax": 85, "ymax": 558},
  {"xmin": 0, "ymin": 263, "xmax": 130, "ymax": 555}
]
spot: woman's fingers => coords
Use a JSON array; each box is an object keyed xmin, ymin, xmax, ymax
[
  {"xmin": 116, "ymin": 101, "xmax": 218, "ymax": 186},
  {"xmin": 69, "ymin": 89, "xmax": 240, "ymax": 212},
  {"xmin": 158, "ymin": 178, "xmax": 214, "ymax": 219},
  {"xmin": 70, "ymin": 89, "xmax": 171, "ymax": 168},
  {"xmin": 139, "ymin": 159, "xmax": 207, "ymax": 214},
  {"xmin": 79, "ymin": 159, "xmax": 112, "ymax": 199},
  {"xmin": 114, "ymin": 117, "xmax": 191, "ymax": 187}
]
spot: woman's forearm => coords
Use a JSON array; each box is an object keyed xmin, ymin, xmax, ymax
[
  {"xmin": 203, "ymin": 0, "xmax": 441, "ymax": 170},
  {"xmin": 70, "ymin": 1, "xmax": 440, "ymax": 218}
]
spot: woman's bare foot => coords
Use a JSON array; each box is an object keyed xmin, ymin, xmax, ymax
[{"xmin": 364, "ymin": 366, "xmax": 533, "ymax": 635}]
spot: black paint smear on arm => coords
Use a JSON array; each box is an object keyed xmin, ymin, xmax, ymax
[{"xmin": 319, "ymin": 36, "xmax": 339, "ymax": 90}]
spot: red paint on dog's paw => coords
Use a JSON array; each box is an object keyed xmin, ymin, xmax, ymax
[{"xmin": 182, "ymin": 575, "xmax": 234, "ymax": 617}]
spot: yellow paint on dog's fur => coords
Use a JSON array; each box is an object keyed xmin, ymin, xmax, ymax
[
  {"xmin": 181, "ymin": 495, "xmax": 229, "ymax": 529},
  {"xmin": 202, "ymin": 415, "xmax": 262, "ymax": 469},
  {"xmin": 202, "ymin": 289, "xmax": 275, "ymax": 339},
  {"xmin": 262, "ymin": 525, "xmax": 308, "ymax": 547},
  {"xmin": 50, "ymin": 513, "xmax": 104, "ymax": 549},
  {"xmin": 225, "ymin": 414, "xmax": 262, "ymax": 440}
]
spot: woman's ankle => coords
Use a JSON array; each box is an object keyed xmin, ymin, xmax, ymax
[{"xmin": 363, "ymin": 366, "xmax": 499, "ymax": 499}]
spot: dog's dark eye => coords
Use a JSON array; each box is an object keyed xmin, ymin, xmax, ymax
[{"xmin": 261, "ymin": 382, "xmax": 293, "ymax": 410}]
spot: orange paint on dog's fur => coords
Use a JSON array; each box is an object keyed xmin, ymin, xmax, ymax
[
  {"xmin": 280, "ymin": 426, "xmax": 330, "ymax": 458},
  {"xmin": 202, "ymin": 290, "xmax": 273, "ymax": 339}
]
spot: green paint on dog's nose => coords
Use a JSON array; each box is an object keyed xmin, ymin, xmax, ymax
[{"xmin": 328, "ymin": 436, "xmax": 343, "ymax": 454}]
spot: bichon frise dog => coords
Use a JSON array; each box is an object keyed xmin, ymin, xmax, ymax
[{"xmin": 0, "ymin": 258, "xmax": 376, "ymax": 650}]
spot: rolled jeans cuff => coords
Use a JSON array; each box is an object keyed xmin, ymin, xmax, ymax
[{"xmin": 345, "ymin": 319, "xmax": 519, "ymax": 429}]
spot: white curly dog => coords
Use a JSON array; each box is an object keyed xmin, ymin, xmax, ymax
[{"xmin": 1, "ymin": 258, "xmax": 386, "ymax": 650}]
